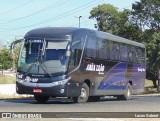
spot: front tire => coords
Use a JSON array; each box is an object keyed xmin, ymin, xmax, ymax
[
  {"xmin": 34, "ymin": 95, "xmax": 50, "ymax": 103},
  {"xmin": 73, "ymin": 83, "xmax": 89, "ymax": 103}
]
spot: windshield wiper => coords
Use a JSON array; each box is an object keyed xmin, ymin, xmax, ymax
[{"xmin": 25, "ymin": 39, "xmax": 52, "ymax": 77}]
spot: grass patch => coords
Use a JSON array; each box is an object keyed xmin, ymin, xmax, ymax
[
  {"xmin": 144, "ymin": 79, "xmax": 158, "ymax": 94},
  {"xmin": 145, "ymin": 79, "xmax": 154, "ymax": 88},
  {"xmin": 0, "ymin": 94, "xmax": 33, "ymax": 99},
  {"xmin": 0, "ymin": 76, "xmax": 16, "ymax": 84}
]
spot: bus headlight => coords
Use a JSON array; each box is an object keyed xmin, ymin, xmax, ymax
[{"xmin": 51, "ymin": 79, "xmax": 68, "ymax": 86}]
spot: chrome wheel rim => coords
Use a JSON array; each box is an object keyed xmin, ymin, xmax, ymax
[{"xmin": 80, "ymin": 88, "xmax": 87, "ymax": 99}]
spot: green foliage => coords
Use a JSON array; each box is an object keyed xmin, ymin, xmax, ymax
[
  {"xmin": 89, "ymin": 4, "xmax": 118, "ymax": 31},
  {"xmin": 0, "ymin": 76, "xmax": 16, "ymax": 84},
  {"xmin": 131, "ymin": 0, "xmax": 160, "ymax": 31},
  {"xmin": 112, "ymin": 10, "xmax": 143, "ymax": 42},
  {"xmin": 89, "ymin": 4, "xmax": 143, "ymax": 42},
  {"xmin": 144, "ymin": 32, "xmax": 160, "ymax": 73},
  {"xmin": 0, "ymin": 47, "xmax": 13, "ymax": 70},
  {"xmin": 131, "ymin": 0, "xmax": 160, "ymax": 86}
]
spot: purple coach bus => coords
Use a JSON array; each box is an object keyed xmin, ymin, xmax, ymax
[{"xmin": 11, "ymin": 27, "xmax": 146, "ymax": 103}]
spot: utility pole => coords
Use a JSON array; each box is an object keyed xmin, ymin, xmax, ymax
[
  {"xmin": 75, "ymin": 16, "xmax": 82, "ymax": 28},
  {"xmin": 79, "ymin": 16, "xmax": 82, "ymax": 28}
]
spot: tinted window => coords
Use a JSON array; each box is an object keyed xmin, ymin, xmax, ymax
[
  {"xmin": 98, "ymin": 39, "xmax": 110, "ymax": 59},
  {"xmin": 137, "ymin": 47, "xmax": 145, "ymax": 63},
  {"xmin": 86, "ymin": 36, "xmax": 96, "ymax": 58},
  {"xmin": 120, "ymin": 43, "xmax": 128, "ymax": 61},
  {"xmin": 110, "ymin": 42, "xmax": 120, "ymax": 60},
  {"xmin": 132, "ymin": 47, "xmax": 138, "ymax": 63},
  {"xmin": 70, "ymin": 36, "xmax": 83, "ymax": 67},
  {"xmin": 128, "ymin": 45, "xmax": 133, "ymax": 63},
  {"xmin": 128, "ymin": 46, "xmax": 139, "ymax": 63}
]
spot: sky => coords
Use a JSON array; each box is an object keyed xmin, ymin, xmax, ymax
[{"xmin": 0, "ymin": 0, "xmax": 139, "ymax": 45}]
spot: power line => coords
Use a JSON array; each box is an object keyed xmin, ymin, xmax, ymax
[
  {"xmin": 0, "ymin": 0, "xmax": 104, "ymax": 32},
  {"xmin": 71, "ymin": 19, "xmax": 93, "ymax": 27},
  {"xmin": 0, "ymin": 34, "xmax": 23, "ymax": 37},
  {"xmin": 0, "ymin": 0, "xmax": 19, "ymax": 13},
  {"xmin": 0, "ymin": 0, "xmax": 134, "ymax": 35},
  {"xmin": 0, "ymin": 0, "xmax": 33, "ymax": 16},
  {"xmin": 70, "ymin": 4, "xmax": 133, "ymax": 27},
  {"xmin": 0, "ymin": 0, "xmax": 69, "ymax": 24}
]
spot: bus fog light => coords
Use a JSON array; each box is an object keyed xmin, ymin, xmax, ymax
[{"xmin": 60, "ymin": 89, "xmax": 64, "ymax": 93}]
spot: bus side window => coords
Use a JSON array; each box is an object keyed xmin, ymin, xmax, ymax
[
  {"xmin": 85, "ymin": 36, "xmax": 96, "ymax": 58},
  {"xmin": 70, "ymin": 40, "xmax": 81, "ymax": 67},
  {"xmin": 110, "ymin": 42, "xmax": 120, "ymax": 61},
  {"xmin": 128, "ymin": 46, "xmax": 133, "ymax": 63},
  {"xmin": 120, "ymin": 43, "xmax": 127, "ymax": 62},
  {"xmin": 132, "ymin": 47, "xmax": 138, "ymax": 63},
  {"xmin": 137, "ymin": 47, "xmax": 145, "ymax": 64},
  {"xmin": 98, "ymin": 39, "xmax": 110, "ymax": 60}
]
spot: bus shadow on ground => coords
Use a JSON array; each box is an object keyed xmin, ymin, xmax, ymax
[
  {"xmin": 4, "ymin": 96, "xmax": 138, "ymax": 104},
  {"xmin": 4, "ymin": 98, "xmax": 74, "ymax": 104}
]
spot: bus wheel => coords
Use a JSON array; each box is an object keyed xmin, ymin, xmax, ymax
[
  {"xmin": 73, "ymin": 83, "xmax": 89, "ymax": 103},
  {"xmin": 123, "ymin": 83, "xmax": 132, "ymax": 100},
  {"xmin": 34, "ymin": 95, "xmax": 50, "ymax": 103}
]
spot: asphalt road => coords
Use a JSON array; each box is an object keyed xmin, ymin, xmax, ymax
[
  {"xmin": 0, "ymin": 95, "xmax": 160, "ymax": 112},
  {"xmin": 1, "ymin": 96, "xmax": 160, "ymax": 121}
]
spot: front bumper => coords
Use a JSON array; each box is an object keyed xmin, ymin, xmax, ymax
[{"xmin": 16, "ymin": 77, "xmax": 71, "ymax": 97}]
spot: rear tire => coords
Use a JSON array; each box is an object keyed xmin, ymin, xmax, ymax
[
  {"xmin": 34, "ymin": 95, "xmax": 50, "ymax": 103},
  {"xmin": 73, "ymin": 83, "xmax": 89, "ymax": 103}
]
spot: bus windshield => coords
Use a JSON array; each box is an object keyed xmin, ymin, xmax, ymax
[{"xmin": 18, "ymin": 39, "xmax": 69, "ymax": 75}]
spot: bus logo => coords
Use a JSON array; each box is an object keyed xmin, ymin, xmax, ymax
[
  {"xmin": 138, "ymin": 67, "xmax": 145, "ymax": 72},
  {"xmin": 86, "ymin": 63, "xmax": 105, "ymax": 74}
]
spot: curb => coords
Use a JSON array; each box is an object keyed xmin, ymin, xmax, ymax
[
  {"xmin": 0, "ymin": 84, "xmax": 32, "ymax": 99},
  {"xmin": 136, "ymin": 93, "xmax": 160, "ymax": 96}
]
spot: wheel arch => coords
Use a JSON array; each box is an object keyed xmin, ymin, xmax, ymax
[
  {"xmin": 82, "ymin": 79, "xmax": 92, "ymax": 95},
  {"xmin": 128, "ymin": 80, "xmax": 133, "ymax": 86}
]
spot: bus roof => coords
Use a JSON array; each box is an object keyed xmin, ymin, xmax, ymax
[
  {"xmin": 25, "ymin": 27, "xmax": 145, "ymax": 48},
  {"xmin": 94, "ymin": 30, "xmax": 145, "ymax": 48},
  {"xmin": 25, "ymin": 27, "xmax": 78, "ymax": 39}
]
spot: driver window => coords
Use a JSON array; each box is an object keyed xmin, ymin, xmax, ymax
[{"xmin": 70, "ymin": 40, "xmax": 81, "ymax": 67}]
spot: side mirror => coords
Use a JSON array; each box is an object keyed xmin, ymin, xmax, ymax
[
  {"xmin": 66, "ymin": 50, "xmax": 71, "ymax": 57},
  {"xmin": 10, "ymin": 39, "xmax": 23, "ymax": 54}
]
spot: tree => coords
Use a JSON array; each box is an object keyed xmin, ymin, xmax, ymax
[
  {"xmin": 144, "ymin": 32, "xmax": 160, "ymax": 89},
  {"xmin": 89, "ymin": 4, "xmax": 143, "ymax": 42},
  {"xmin": 131, "ymin": 0, "xmax": 160, "ymax": 90},
  {"xmin": 131, "ymin": 0, "xmax": 160, "ymax": 31},
  {"xmin": 0, "ymin": 47, "xmax": 13, "ymax": 74},
  {"xmin": 89, "ymin": 4, "xmax": 118, "ymax": 32},
  {"xmin": 112, "ymin": 9, "xmax": 143, "ymax": 42}
]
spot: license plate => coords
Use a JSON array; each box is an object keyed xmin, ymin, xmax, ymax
[{"xmin": 33, "ymin": 89, "xmax": 42, "ymax": 93}]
